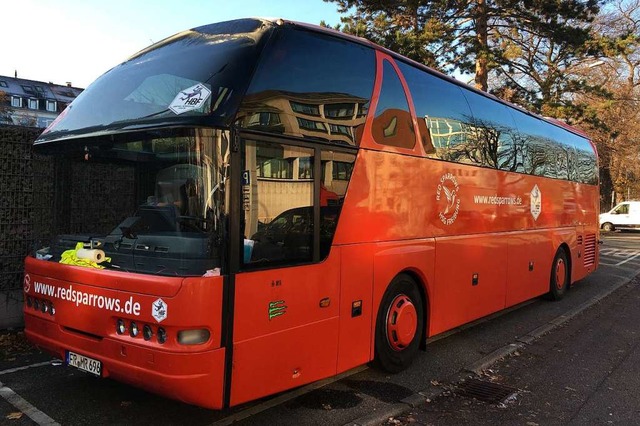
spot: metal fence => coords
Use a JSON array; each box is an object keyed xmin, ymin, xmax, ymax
[
  {"xmin": 0, "ymin": 124, "xmax": 140, "ymax": 328},
  {"xmin": 0, "ymin": 125, "xmax": 54, "ymax": 327}
]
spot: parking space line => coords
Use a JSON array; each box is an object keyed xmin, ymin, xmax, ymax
[
  {"xmin": 600, "ymin": 249, "xmax": 640, "ymax": 257},
  {"xmin": 615, "ymin": 253, "xmax": 640, "ymax": 266},
  {"xmin": 600, "ymin": 261, "xmax": 635, "ymax": 267},
  {"xmin": 0, "ymin": 380, "xmax": 59, "ymax": 425},
  {"xmin": 0, "ymin": 361, "xmax": 52, "ymax": 376}
]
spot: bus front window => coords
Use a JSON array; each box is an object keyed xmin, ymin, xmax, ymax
[{"xmin": 33, "ymin": 128, "xmax": 230, "ymax": 277}]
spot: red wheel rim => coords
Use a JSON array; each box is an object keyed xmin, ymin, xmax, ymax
[
  {"xmin": 386, "ymin": 294, "xmax": 417, "ymax": 351},
  {"xmin": 555, "ymin": 258, "xmax": 566, "ymax": 290}
]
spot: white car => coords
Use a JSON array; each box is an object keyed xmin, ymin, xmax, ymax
[{"xmin": 599, "ymin": 201, "xmax": 640, "ymax": 231}]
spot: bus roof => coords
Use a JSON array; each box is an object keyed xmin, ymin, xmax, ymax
[{"xmin": 36, "ymin": 17, "xmax": 590, "ymax": 145}]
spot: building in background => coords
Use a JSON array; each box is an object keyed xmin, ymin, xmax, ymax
[{"xmin": 0, "ymin": 75, "xmax": 82, "ymax": 128}]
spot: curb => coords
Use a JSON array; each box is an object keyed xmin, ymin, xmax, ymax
[{"xmin": 345, "ymin": 275, "xmax": 637, "ymax": 426}]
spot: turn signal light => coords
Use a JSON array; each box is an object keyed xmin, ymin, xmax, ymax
[{"xmin": 177, "ymin": 329, "xmax": 210, "ymax": 345}]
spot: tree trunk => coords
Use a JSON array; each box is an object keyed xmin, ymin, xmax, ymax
[{"xmin": 475, "ymin": 0, "xmax": 489, "ymax": 91}]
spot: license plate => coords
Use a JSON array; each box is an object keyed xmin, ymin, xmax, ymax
[{"xmin": 66, "ymin": 351, "xmax": 102, "ymax": 376}]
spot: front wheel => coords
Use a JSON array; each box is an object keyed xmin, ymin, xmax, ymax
[
  {"xmin": 547, "ymin": 249, "xmax": 569, "ymax": 301},
  {"xmin": 373, "ymin": 274, "xmax": 425, "ymax": 373},
  {"xmin": 602, "ymin": 222, "xmax": 615, "ymax": 232}
]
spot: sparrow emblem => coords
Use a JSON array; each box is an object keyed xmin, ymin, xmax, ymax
[{"xmin": 443, "ymin": 185, "xmax": 457, "ymax": 215}]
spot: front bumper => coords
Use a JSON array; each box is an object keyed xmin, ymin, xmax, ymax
[{"xmin": 25, "ymin": 313, "xmax": 226, "ymax": 409}]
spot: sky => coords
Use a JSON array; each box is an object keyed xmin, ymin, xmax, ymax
[{"xmin": 1, "ymin": 0, "xmax": 344, "ymax": 88}]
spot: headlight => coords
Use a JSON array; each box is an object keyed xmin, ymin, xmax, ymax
[{"xmin": 177, "ymin": 329, "xmax": 210, "ymax": 345}]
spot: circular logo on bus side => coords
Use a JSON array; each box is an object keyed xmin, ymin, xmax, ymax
[
  {"xmin": 24, "ymin": 274, "xmax": 31, "ymax": 293},
  {"xmin": 436, "ymin": 173, "xmax": 460, "ymax": 225}
]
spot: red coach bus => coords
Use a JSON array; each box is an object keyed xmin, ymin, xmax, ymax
[{"xmin": 23, "ymin": 18, "xmax": 599, "ymax": 408}]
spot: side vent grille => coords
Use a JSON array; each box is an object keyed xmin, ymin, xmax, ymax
[
  {"xmin": 577, "ymin": 235, "xmax": 583, "ymax": 245},
  {"xmin": 583, "ymin": 234, "xmax": 597, "ymax": 267}
]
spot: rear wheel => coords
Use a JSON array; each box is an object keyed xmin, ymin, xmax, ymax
[
  {"xmin": 547, "ymin": 249, "xmax": 569, "ymax": 301},
  {"xmin": 374, "ymin": 274, "xmax": 424, "ymax": 373},
  {"xmin": 602, "ymin": 222, "xmax": 615, "ymax": 232}
]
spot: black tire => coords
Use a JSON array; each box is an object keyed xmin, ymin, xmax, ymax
[
  {"xmin": 602, "ymin": 222, "xmax": 615, "ymax": 232},
  {"xmin": 373, "ymin": 274, "xmax": 425, "ymax": 373},
  {"xmin": 547, "ymin": 249, "xmax": 570, "ymax": 301}
]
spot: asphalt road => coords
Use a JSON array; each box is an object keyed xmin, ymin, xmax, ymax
[
  {"xmin": 384, "ymin": 231, "xmax": 640, "ymax": 425},
  {"xmin": 1, "ymin": 231, "xmax": 639, "ymax": 426}
]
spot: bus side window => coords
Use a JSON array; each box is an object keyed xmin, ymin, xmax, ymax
[
  {"xmin": 241, "ymin": 140, "xmax": 356, "ymax": 269},
  {"xmin": 242, "ymin": 141, "xmax": 315, "ymax": 266},
  {"xmin": 573, "ymin": 136, "xmax": 598, "ymax": 185},
  {"xmin": 510, "ymin": 111, "xmax": 556, "ymax": 178},
  {"xmin": 397, "ymin": 61, "xmax": 473, "ymax": 160},
  {"xmin": 460, "ymin": 91, "xmax": 521, "ymax": 171},
  {"xmin": 372, "ymin": 60, "xmax": 415, "ymax": 149},
  {"xmin": 237, "ymin": 28, "xmax": 376, "ymax": 147}
]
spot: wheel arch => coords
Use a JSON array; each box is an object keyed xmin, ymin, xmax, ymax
[{"xmin": 370, "ymin": 240, "xmax": 435, "ymax": 361}]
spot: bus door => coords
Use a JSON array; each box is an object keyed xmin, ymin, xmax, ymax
[{"xmin": 228, "ymin": 137, "xmax": 343, "ymax": 406}]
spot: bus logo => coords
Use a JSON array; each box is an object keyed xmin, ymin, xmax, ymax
[
  {"xmin": 169, "ymin": 83, "xmax": 212, "ymax": 115},
  {"xmin": 152, "ymin": 298, "xmax": 168, "ymax": 323},
  {"xmin": 268, "ymin": 300, "xmax": 287, "ymax": 320},
  {"xmin": 530, "ymin": 185, "xmax": 542, "ymax": 221},
  {"xmin": 24, "ymin": 274, "xmax": 31, "ymax": 293},
  {"xmin": 436, "ymin": 173, "xmax": 460, "ymax": 225}
]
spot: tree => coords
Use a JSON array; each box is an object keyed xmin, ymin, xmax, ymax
[
  {"xmin": 322, "ymin": 0, "xmax": 458, "ymax": 70},
  {"xmin": 0, "ymin": 91, "xmax": 13, "ymax": 124},
  {"xmin": 488, "ymin": 1, "xmax": 604, "ymax": 117},
  {"xmin": 575, "ymin": 0, "xmax": 640, "ymax": 207},
  {"xmin": 324, "ymin": 0, "xmax": 600, "ymax": 93}
]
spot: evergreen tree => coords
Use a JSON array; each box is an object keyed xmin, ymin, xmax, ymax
[
  {"xmin": 322, "ymin": 0, "xmax": 458, "ymax": 70},
  {"xmin": 0, "ymin": 91, "xmax": 13, "ymax": 124},
  {"xmin": 324, "ymin": 0, "xmax": 600, "ymax": 98},
  {"xmin": 489, "ymin": 1, "xmax": 603, "ymax": 115}
]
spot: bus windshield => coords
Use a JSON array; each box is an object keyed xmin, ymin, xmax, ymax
[
  {"xmin": 32, "ymin": 128, "xmax": 230, "ymax": 277},
  {"xmin": 37, "ymin": 19, "xmax": 272, "ymax": 143}
]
